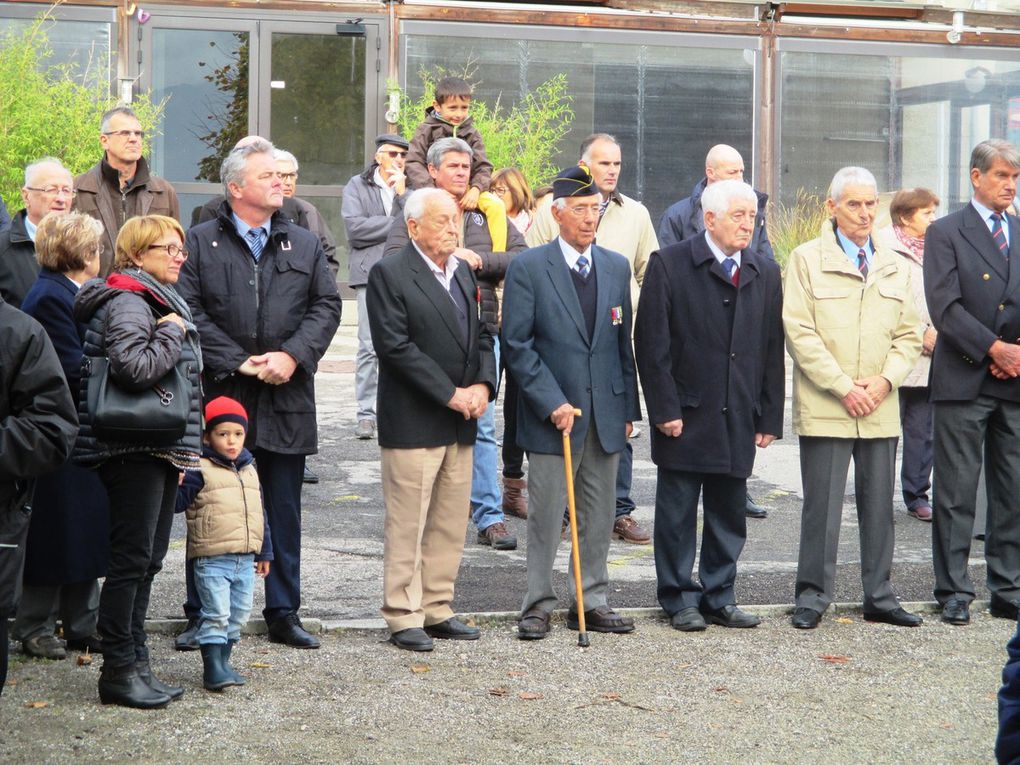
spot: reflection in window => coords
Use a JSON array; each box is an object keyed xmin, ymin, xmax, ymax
[
  {"xmin": 404, "ymin": 33, "xmax": 754, "ymax": 225},
  {"xmin": 779, "ymin": 50, "xmax": 1020, "ymax": 210},
  {"xmin": 271, "ymin": 33, "xmax": 365, "ymax": 186},
  {"xmin": 0, "ymin": 17, "xmax": 112, "ymax": 88},
  {"xmin": 150, "ymin": 29, "xmax": 249, "ymax": 183}
]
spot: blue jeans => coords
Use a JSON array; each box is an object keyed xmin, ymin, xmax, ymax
[
  {"xmin": 194, "ymin": 554, "xmax": 255, "ymax": 645},
  {"xmin": 471, "ymin": 337, "xmax": 503, "ymax": 531}
]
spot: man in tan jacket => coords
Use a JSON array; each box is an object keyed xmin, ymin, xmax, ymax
[{"xmin": 783, "ymin": 166, "xmax": 922, "ymax": 631}]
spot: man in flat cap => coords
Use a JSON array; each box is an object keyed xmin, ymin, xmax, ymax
[
  {"xmin": 503, "ymin": 166, "xmax": 642, "ymax": 640},
  {"xmin": 342, "ymin": 133, "xmax": 410, "ymax": 440}
]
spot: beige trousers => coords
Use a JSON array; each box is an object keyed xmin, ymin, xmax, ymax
[{"xmin": 380, "ymin": 443, "xmax": 473, "ymax": 632}]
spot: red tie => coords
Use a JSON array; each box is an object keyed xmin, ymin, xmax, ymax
[
  {"xmin": 857, "ymin": 249, "xmax": 869, "ymax": 279},
  {"xmin": 992, "ymin": 213, "xmax": 1009, "ymax": 258}
]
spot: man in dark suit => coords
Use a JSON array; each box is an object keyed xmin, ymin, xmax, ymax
[
  {"xmin": 503, "ymin": 166, "xmax": 642, "ymax": 640},
  {"xmin": 924, "ymin": 138, "xmax": 1020, "ymax": 626},
  {"xmin": 367, "ymin": 188, "xmax": 497, "ymax": 652},
  {"xmin": 634, "ymin": 180, "xmax": 784, "ymax": 632}
]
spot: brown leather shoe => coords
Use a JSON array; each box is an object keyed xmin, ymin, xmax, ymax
[
  {"xmin": 518, "ymin": 608, "xmax": 551, "ymax": 640},
  {"xmin": 502, "ymin": 477, "xmax": 528, "ymax": 519},
  {"xmin": 477, "ymin": 522, "xmax": 517, "ymax": 551},
  {"xmin": 567, "ymin": 605, "xmax": 635, "ymax": 633},
  {"xmin": 613, "ymin": 515, "xmax": 651, "ymax": 544}
]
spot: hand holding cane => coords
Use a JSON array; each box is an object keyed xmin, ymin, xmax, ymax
[{"xmin": 562, "ymin": 408, "xmax": 590, "ymax": 648}]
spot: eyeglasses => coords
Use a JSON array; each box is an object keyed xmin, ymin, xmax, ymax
[
  {"xmin": 565, "ymin": 204, "xmax": 600, "ymax": 218},
  {"xmin": 103, "ymin": 129, "xmax": 145, "ymax": 139},
  {"xmin": 277, "ymin": 172, "xmax": 298, "ymax": 181},
  {"xmin": 379, "ymin": 150, "xmax": 407, "ymax": 159},
  {"xmin": 147, "ymin": 243, "xmax": 189, "ymax": 260},
  {"xmin": 491, "ymin": 185, "xmax": 509, "ymax": 195},
  {"xmin": 25, "ymin": 186, "xmax": 76, "ymax": 198}
]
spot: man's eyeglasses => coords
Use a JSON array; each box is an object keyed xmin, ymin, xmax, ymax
[
  {"xmin": 379, "ymin": 150, "xmax": 407, "ymax": 159},
  {"xmin": 147, "ymin": 243, "xmax": 189, "ymax": 260},
  {"xmin": 103, "ymin": 129, "xmax": 145, "ymax": 139},
  {"xmin": 278, "ymin": 172, "xmax": 298, "ymax": 181},
  {"xmin": 25, "ymin": 186, "xmax": 76, "ymax": 198}
]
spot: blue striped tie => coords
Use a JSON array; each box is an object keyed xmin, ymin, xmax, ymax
[
  {"xmin": 992, "ymin": 213, "xmax": 1009, "ymax": 259},
  {"xmin": 575, "ymin": 255, "xmax": 590, "ymax": 279},
  {"xmin": 246, "ymin": 228, "xmax": 265, "ymax": 263}
]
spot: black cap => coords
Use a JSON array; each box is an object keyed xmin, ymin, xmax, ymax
[
  {"xmin": 375, "ymin": 133, "xmax": 410, "ymax": 150},
  {"xmin": 552, "ymin": 165, "xmax": 597, "ymax": 199}
]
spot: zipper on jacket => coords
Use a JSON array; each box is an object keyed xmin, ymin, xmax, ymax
[{"xmin": 234, "ymin": 464, "xmax": 251, "ymax": 552}]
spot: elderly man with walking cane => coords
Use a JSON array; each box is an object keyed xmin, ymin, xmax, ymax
[{"xmin": 503, "ymin": 166, "xmax": 641, "ymax": 641}]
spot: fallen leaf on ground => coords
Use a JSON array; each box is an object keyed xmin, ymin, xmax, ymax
[
  {"xmin": 250, "ymin": 662, "xmax": 272, "ymax": 669},
  {"xmin": 25, "ymin": 701, "xmax": 48, "ymax": 709},
  {"xmin": 489, "ymin": 687, "xmax": 509, "ymax": 697},
  {"xmin": 835, "ymin": 617, "xmax": 854, "ymax": 624},
  {"xmin": 76, "ymin": 653, "xmax": 92, "ymax": 667},
  {"xmin": 819, "ymin": 654, "xmax": 850, "ymax": 664},
  {"xmin": 940, "ymin": 722, "xmax": 954, "ymax": 730},
  {"xmin": 410, "ymin": 663, "xmax": 430, "ymax": 674},
  {"xmin": 518, "ymin": 691, "xmax": 544, "ymax": 700},
  {"xmin": 600, "ymin": 692, "xmax": 621, "ymax": 700},
  {"xmin": 713, "ymin": 686, "xmax": 730, "ymax": 694}
]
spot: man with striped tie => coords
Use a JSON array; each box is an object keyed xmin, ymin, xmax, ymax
[
  {"xmin": 782, "ymin": 166, "xmax": 922, "ymax": 631},
  {"xmin": 924, "ymin": 140, "xmax": 1020, "ymax": 626}
]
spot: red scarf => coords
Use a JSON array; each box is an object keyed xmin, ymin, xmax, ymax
[
  {"xmin": 893, "ymin": 225, "xmax": 925, "ymax": 266},
  {"xmin": 106, "ymin": 272, "xmax": 169, "ymax": 306}
]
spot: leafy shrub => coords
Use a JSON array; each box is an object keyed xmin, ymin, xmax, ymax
[{"xmin": 767, "ymin": 190, "xmax": 830, "ymax": 270}]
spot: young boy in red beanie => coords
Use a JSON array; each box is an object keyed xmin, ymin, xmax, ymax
[{"xmin": 175, "ymin": 396, "xmax": 272, "ymax": 691}]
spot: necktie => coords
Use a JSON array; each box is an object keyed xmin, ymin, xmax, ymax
[
  {"xmin": 992, "ymin": 213, "xmax": 1009, "ymax": 258},
  {"xmin": 575, "ymin": 255, "xmax": 590, "ymax": 279},
  {"xmin": 722, "ymin": 257, "xmax": 739, "ymax": 286},
  {"xmin": 246, "ymin": 228, "xmax": 264, "ymax": 263},
  {"xmin": 857, "ymin": 248, "xmax": 869, "ymax": 279}
]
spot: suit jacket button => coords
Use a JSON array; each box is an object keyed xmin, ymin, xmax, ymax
[
  {"xmin": 1000, "ymin": 304, "xmax": 1006, "ymax": 311},
  {"xmin": 721, "ymin": 407, "xmax": 728, "ymax": 413},
  {"xmin": 731, "ymin": 353, "xmax": 737, "ymax": 359},
  {"xmin": 723, "ymin": 299, "xmax": 731, "ymax": 307},
  {"xmin": 984, "ymin": 273, "xmax": 991, "ymax": 280}
]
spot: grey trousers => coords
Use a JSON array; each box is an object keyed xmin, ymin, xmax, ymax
[
  {"xmin": 354, "ymin": 286, "xmax": 378, "ymax": 422},
  {"xmin": 522, "ymin": 422, "xmax": 619, "ymax": 615},
  {"xmin": 795, "ymin": 436, "xmax": 900, "ymax": 613},
  {"xmin": 932, "ymin": 397, "xmax": 1020, "ymax": 604},
  {"xmin": 12, "ymin": 580, "xmax": 100, "ymax": 642}
]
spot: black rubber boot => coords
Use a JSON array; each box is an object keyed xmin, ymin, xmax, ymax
[
  {"xmin": 201, "ymin": 644, "xmax": 235, "ymax": 691},
  {"xmin": 136, "ymin": 659, "xmax": 184, "ymax": 701},
  {"xmin": 223, "ymin": 641, "xmax": 245, "ymax": 686},
  {"xmin": 98, "ymin": 663, "xmax": 171, "ymax": 709}
]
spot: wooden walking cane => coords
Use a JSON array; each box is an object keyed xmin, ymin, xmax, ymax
[{"xmin": 563, "ymin": 408, "xmax": 589, "ymax": 647}]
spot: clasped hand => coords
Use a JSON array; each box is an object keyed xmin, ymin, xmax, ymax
[
  {"xmin": 447, "ymin": 383, "xmax": 489, "ymax": 419},
  {"xmin": 841, "ymin": 375, "xmax": 891, "ymax": 417},
  {"xmin": 238, "ymin": 351, "xmax": 298, "ymax": 385}
]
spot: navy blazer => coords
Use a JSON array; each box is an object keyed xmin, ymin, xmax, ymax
[
  {"xmin": 924, "ymin": 203, "xmax": 1020, "ymax": 402},
  {"xmin": 20, "ymin": 268, "xmax": 86, "ymax": 399},
  {"xmin": 367, "ymin": 242, "xmax": 497, "ymax": 449},
  {"xmin": 634, "ymin": 234, "xmax": 784, "ymax": 478},
  {"xmin": 502, "ymin": 240, "xmax": 641, "ymax": 456}
]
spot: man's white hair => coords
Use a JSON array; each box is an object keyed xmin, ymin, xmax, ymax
[
  {"xmin": 404, "ymin": 187, "xmax": 451, "ymax": 225},
  {"xmin": 701, "ymin": 179, "xmax": 757, "ymax": 221},
  {"xmin": 828, "ymin": 166, "xmax": 877, "ymax": 202},
  {"xmin": 273, "ymin": 148, "xmax": 298, "ymax": 171},
  {"xmin": 24, "ymin": 157, "xmax": 70, "ymax": 188}
]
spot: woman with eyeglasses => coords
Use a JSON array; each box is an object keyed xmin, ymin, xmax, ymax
[
  {"xmin": 491, "ymin": 167, "xmax": 537, "ymax": 236},
  {"xmin": 12, "ymin": 212, "xmax": 111, "ymax": 663},
  {"xmin": 73, "ymin": 214, "xmax": 202, "ymax": 709}
]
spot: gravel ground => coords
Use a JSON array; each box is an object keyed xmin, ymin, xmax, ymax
[{"xmin": 2, "ymin": 609, "xmax": 1008, "ymax": 764}]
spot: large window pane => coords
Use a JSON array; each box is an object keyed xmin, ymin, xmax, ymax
[
  {"xmin": 403, "ymin": 29, "xmax": 755, "ymax": 226},
  {"xmin": 779, "ymin": 46, "xmax": 1020, "ymax": 209},
  {"xmin": 150, "ymin": 28, "xmax": 250, "ymax": 183},
  {"xmin": 271, "ymin": 33, "xmax": 364, "ymax": 186},
  {"xmin": 0, "ymin": 17, "xmax": 112, "ymax": 86}
]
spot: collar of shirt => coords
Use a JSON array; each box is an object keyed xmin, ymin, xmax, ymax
[
  {"xmin": 25, "ymin": 216, "xmax": 37, "ymax": 243},
  {"xmin": 373, "ymin": 167, "xmax": 395, "ymax": 215},
  {"xmin": 704, "ymin": 232, "xmax": 741, "ymax": 270},
  {"xmin": 413, "ymin": 241, "xmax": 460, "ymax": 291},
  {"xmin": 972, "ymin": 197, "xmax": 1011, "ymax": 248},
  {"xmin": 557, "ymin": 236, "xmax": 593, "ymax": 272},
  {"xmin": 231, "ymin": 212, "xmax": 272, "ymax": 244},
  {"xmin": 835, "ymin": 226, "xmax": 874, "ymax": 268}
]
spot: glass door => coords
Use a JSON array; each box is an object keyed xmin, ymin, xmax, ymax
[{"xmin": 142, "ymin": 14, "xmax": 383, "ymax": 288}]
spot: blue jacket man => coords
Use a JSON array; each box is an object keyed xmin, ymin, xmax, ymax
[{"xmin": 503, "ymin": 166, "xmax": 641, "ymax": 641}]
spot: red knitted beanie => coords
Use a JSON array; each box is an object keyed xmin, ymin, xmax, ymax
[{"xmin": 204, "ymin": 396, "xmax": 248, "ymax": 432}]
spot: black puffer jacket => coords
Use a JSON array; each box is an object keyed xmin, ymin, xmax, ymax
[
  {"xmin": 72, "ymin": 278, "xmax": 202, "ymax": 467},
  {"xmin": 382, "ymin": 195, "xmax": 527, "ymax": 333}
]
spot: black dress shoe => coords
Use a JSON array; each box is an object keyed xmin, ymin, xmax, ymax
[
  {"xmin": 303, "ymin": 465, "xmax": 319, "ymax": 484},
  {"xmin": 267, "ymin": 613, "xmax": 321, "ymax": 648},
  {"xmin": 791, "ymin": 607, "xmax": 822, "ymax": 629},
  {"xmin": 941, "ymin": 599, "xmax": 970, "ymax": 625},
  {"xmin": 701, "ymin": 604, "xmax": 761, "ymax": 628},
  {"xmin": 136, "ymin": 659, "xmax": 185, "ymax": 700},
  {"xmin": 670, "ymin": 607, "xmax": 707, "ymax": 632},
  {"xmin": 863, "ymin": 607, "xmax": 923, "ymax": 627},
  {"xmin": 990, "ymin": 597, "xmax": 1020, "ymax": 620},
  {"xmin": 567, "ymin": 606, "xmax": 635, "ymax": 633},
  {"xmin": 746, "ymin": 494, "xmax": 768, "ymax": 519},
  {"xmin": 65, "ymin": 634, "xmax": 103, "ymax": 654},
  {"xmin": 390, "ymin": 628, "xmax": 434, "ymax": 652},
  {"xmin": 424, "ymin": 617, "xmax": 481, "ymax": 640},
  {"xmin": 98, "ymin": 663, "xmax": 171, "ymax": 709},
  {"xmin": 518, "ymin": 609, "xmax": 551, "ymax": 640}
]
